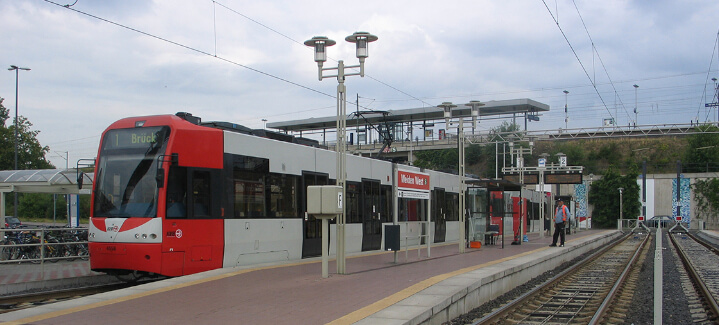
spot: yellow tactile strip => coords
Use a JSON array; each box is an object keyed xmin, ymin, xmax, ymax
[
  {"xmin": 328, "ymin": 230, "xmax": 613, "ymax": 324},
  {"xmin": 0, "ymin": 231, "xmax": 611, "ymax": 325}
]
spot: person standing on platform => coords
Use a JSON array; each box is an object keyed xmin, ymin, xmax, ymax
[{"xmin": 550, "ymin": 199, "xmax": 569, "ymax": 247}]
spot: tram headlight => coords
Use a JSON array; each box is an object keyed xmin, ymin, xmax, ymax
[
  {"xmin": 142, "ymin": 234, "xmax": 148, "ymax": 239},
  {"xmin": 150, "ymin": 234, "xmax": 157, "ymax": 239},
  {"xmin": 135, "ymin": 234, "xmax": 140, "ymax": 239}
]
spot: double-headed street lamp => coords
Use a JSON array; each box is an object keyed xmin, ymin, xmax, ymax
[
  {"xmin": 8, "ymin": 65, "xmax": 31, "ymax": 219},
  {"xmin": 305, "ymin": 32, "xmax": 378, "ymax": 275},
  {"xmin": 439, "ymin": 100, "xmax": 484, "ymax": 253}
]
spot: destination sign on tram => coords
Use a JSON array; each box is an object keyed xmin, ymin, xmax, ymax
[{"xmin": 104, "ymin": 126, "xmax": 168, "ymax": 149}]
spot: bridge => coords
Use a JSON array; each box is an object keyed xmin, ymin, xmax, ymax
[{"xmin": 267, "ymin": 98, "xmax": 718, "ymax": 162}]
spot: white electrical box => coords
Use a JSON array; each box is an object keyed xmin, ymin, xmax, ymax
[{"xmin": 307, "ymin": 185, "xmax": 343, "ymax": 215}]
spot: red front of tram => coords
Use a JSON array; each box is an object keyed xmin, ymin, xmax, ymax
[{"xmin": 89, "ymin": 114, "xmax": 225, "ymax": 278}]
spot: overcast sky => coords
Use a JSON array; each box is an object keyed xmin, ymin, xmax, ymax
[{"xmin": 1, "ymin": 0, "xmax": 718, "ymax": 168}]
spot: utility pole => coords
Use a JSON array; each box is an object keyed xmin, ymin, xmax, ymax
[{"xmin": 707, "ymin": 78, "xmax": 719, "ymax": 122}]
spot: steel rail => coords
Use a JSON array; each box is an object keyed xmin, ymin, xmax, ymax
[
  {"xmin": 670, "ymin": 232, "xmax": 719, "ymax": 320},
  {"xmin": 472, "ymin": 232, "xmax": 633, "ymax": 325},
  {"xmin": 588, "ymin": 232, "xmax": 650, "ymax": 324}
]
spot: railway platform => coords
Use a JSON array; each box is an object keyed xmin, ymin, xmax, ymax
[{"xmin": 0, "ymin": 229, "xmax": 620, "ymax": 325}]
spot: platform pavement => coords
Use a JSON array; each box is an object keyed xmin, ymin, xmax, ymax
[{"xmin": 0, "ymin": 229, "xmax": 614, "ymax": 325}]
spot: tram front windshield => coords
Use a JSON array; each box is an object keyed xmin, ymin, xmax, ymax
[{"xmin": 93, "ymin": 126, "xmax": 171, "ymax": 218}]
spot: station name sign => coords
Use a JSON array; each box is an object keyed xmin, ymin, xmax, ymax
[
  {"xmin": 397, "ymin": 170, "xmax": 430, "ymax": 199},
  {"xmin": 398, "ymin": 170, "xmax": 430, "ymax": 191}
]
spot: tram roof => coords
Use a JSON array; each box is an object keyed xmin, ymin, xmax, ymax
[
  {"xmin": 267, "ymin": 98, "xmax": 549, "ymax": 132},
  {"xmin": 0, "ymin": 169, "xmax": 93, "ymax": 195}
]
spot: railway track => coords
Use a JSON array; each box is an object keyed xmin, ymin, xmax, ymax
[
  {"xmin": 472, "ymin": 232, "xmax": 649, "ymax": 324},
  {"xmin": 0, "ymin": 278, "xmax": 161, "ymax": 315},
  {"xmin": 669, "ymin": 231, "xmax": 719, "ymax": 323}
]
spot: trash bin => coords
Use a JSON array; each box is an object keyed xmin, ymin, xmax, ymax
[{"xmin": 384, "ymin": 225, "xmax": 400, "ymax": 251}]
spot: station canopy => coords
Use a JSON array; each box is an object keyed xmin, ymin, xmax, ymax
[
  {"xmin": 267, "ymin": 98, "xmax": 550, "ymax": 132},
  {"xmin": 0, "ymin": 169, "xmax": 94, "ymax": 195}
]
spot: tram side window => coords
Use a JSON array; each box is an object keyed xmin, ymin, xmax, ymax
[
  {"xmin": 232, "ymin": 155, "xmax": 269, "ymax": 218},
  {"xmin": 166, "ymin": 166, "xmax": 187, "ymax": 219},
  {"xmin": 267, "ymin": 173, "xmax": 299, "ymax": 218},
  {"xmin": 346, "ymin": 182, "xmax": 360, "ymax": 223},
  {"xmin": 446, "ymin": 193, "xmax": 459, "ymax": 221},
  {"xmin": 192, "ymin": 171, "xmax": 212, "ymax": 217},
  {"xmin": 381, "ymin": 185, "xmax": 392, "ymax": 223}
]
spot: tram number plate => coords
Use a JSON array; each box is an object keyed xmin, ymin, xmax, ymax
[{"xmin": 102, "ymin": 245, "xmax": 126, "ymax": 255}]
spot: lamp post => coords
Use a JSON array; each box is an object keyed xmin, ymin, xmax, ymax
[
  {"xmin": 587, "ymin": 173, "xmax": 593, "ymax": 230},
  {"xmin": 633, "ymin": 84, "xmax": 639, "ymax": 126},
  {"xmin": 8, "ymin": 65, "xmax": 30, "ymax": 219},
  {"xmin": 563, "ymin": 90, "xmax": 569, "ymax": 130},
  {"xmin": 618, "ymin": 187, "xmax": 624, "ymax": 222},
  {"xmin": 261, "ymin": 119, "xmax": 267, "ymax": 129},
  {"xmin": 439, "ymin": 101, "xmax": 484, "ymax": 253},
  {"xmin": 305, "ymin": 32, "xmax": 377, "ymax": 275},
  {"xmin": 713, "ymin": 78, "xmax": 718, "ymax": 122}
]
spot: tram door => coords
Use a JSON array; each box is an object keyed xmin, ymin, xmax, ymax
[
  {"xmin": 302, "ymin": 172, "xmax": 329, "ymax": 258},
  {"xmin": 433, "ymin": 188, "xmax": 447, "ymax": 243},
  {"xmin": 361, "ymin": 179, "xmax": 382, "ymax": 251}
]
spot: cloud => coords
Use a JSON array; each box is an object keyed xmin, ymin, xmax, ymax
[{"xmin": 1, "ymin": 0, "xmax": 718, "ymax": 168}]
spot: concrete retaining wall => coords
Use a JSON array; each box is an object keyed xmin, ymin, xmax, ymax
[{"xmin": 357, "ymin": 230, "xmax": 622, "ymax": 325}]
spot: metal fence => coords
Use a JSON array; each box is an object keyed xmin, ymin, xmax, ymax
[{"xmin": 0, "ymin": 227, "xmax": 88, "ymax": 264}]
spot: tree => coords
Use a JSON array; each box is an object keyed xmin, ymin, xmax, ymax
[
  {"xmin": 0, "ymin": 97, "xmax": 55, "ymax": 219},
  {"xmin": 588, "ymin": 166, "xmax": 640, "ymax": 228},
  {"xmin": 19, "ymin": 193, "xmax": 67, "ymax": 221},
  {"xmin": 412, "ymin": 121, "xmax": 522, "ymax": 178},
  {"xmin": 480, "ymin": 121, "xmax": 521, "ymax": 177},
  {"xmin": 684, "ymin": 125, "xmax": 719, "ymax": 173},
  {"xmin": 0, "ymin": 98, "xmax": 53, "ymax": 170},
  {"xmin": 692, "ymin": 178, "xmax": 719, "ymax": 225}
]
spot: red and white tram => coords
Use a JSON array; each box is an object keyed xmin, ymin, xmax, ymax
[{"xmin": 88, "ymin": 113, "xmax": 467, "ymax": 278}]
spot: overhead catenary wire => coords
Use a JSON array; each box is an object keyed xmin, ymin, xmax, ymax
[
  {"xmin": 210, "ymin": 0, "xmax": 435, "ymax": 108},
  {"xmin": 40, "ymin": 0, "xmax": 716, "ymax": 133},
  {"xmin": 571, "ymin": 0, "xmax": 631, "ymax": 122},
  {"xmin": 540, "ymin": 0, "xmax": 617, "ymax": 122},
  {"xmin": 43, "ymin": 0, "xmax": 335, "ymax": 102},
  {"xmin": 697, "ymin": 29, "xmax": 719, "ymax": 122}
]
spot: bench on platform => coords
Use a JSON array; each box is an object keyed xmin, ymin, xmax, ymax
[{"xmin": 484, "ymin": 224, "xmax": 499, "ymax": 245}]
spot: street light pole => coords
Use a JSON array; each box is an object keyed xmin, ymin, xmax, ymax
[
  {"xmin": 618, "ymin": 187, "xmax": 624, "ymax": 222},
  {"xmin": 633, "ymin": 84, "xmax": 639, "ymax": 126},
  {"xmin": 563, "ymin": 90, "xmax": 569, "ymax": 130},
  {"xmin": 8, "ymin": 65, "xmax": 30, "ymax": 219},
  {"xmin": 440, "ymin": 101, "xmax": 484, "ymax": 253},
  {"xmin": 305, "ymin": 32, "xmax": 377, "ymax": 275}
]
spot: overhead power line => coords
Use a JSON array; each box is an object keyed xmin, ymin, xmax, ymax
[
  {"xmin": 45, "ymin": 0, "xmax": 400, "ymax": 117},
  {"xmin": 43, "ymin": 1, "xmax": 335, "ymax": 100},
  {"xmin": 571, "ymin": 0, "xmax": 631, "ymax": 121},
  {"xmin": 540, "ymin": 0, "xmax": 616, "ymax": 121},
  {"xmin": 210, "ymin": 0, "xmax": 434, "ymax": 108},
  {"xmin": 697, "ymin": 29, "xmax": 719, "ymax": 122}
]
